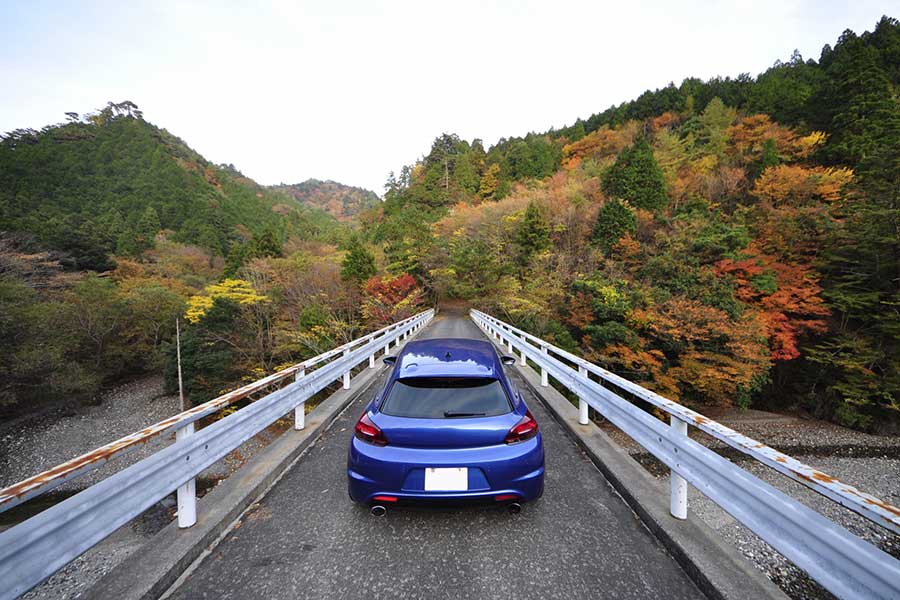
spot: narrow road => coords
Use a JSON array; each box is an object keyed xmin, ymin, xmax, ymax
[{"xmin": 167, "ymin": 313, "xmax": 702, "ymax": 599}]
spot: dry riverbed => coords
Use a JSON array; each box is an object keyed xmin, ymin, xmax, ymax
[
  {"xmin": 599, "ymin": 408, "xmax": 900, "ymax": 600},
  {"xmin": 0, "ymin": 376, "xmax": 292, "ymax": 599}
]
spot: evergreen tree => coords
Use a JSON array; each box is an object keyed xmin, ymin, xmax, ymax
[
  {"xmin": 592, "ymin": 199, "xmax": 637, "ymax": 251},
  {"xmin": 134, "ymin": 205, "xmax": 161, "ymax": 255},
  {"xmin": 248, "ymin": 228, "xmax": 283, "ymax": 259},
  {"xmin": 514, "ymin": 201, "xmax": 550, "ymax": 266},
  {"xmin": 602, "ymin": 138, "xmax": 668, "ymax": 211},
  {"xmin": 341, "ymin": 236, "xmax": 376, "ymax": 284},
  {"xmin": 812, "ymin": 29, "xmax": 900, "ymax": 426}
]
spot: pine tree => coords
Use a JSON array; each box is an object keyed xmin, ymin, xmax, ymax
[
  {"xmin": 514, "ymin": 201, "xmax": 550, "ymax": 266},
  {"xmin": 602, "ymin": 138, "xmax": 668, "ymax": 211},
  {"xmin": 134, "ymin": 205, "xmax": 161, "ymax": 254},
  {"xmin": 341, "ymin": 236, "xmax": 376, "ymax": 284},
  {"xmin": 592, "ymin": 199, "xmax": 637, "ymax": 251}
]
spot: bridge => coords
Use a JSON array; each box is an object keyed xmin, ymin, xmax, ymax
[{"xmin": 1, "ymin": 309, "xmax": 899, "ymax": 599}]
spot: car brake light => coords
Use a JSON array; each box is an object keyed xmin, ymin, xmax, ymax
[
  {"xmin": 504, "ymin": 410, "xmax": 538, "ymax": 444},
  {"xmin": 373, "ymin": 495, "xmax": 398, "ymax": 502},
  {"xmin": 355, "ymin": 412, "xmax": 388, "ymax": 446}
]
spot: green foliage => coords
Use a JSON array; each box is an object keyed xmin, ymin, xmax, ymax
[
  {"xmin": 341, "ymin": 236, "xmax": 376, "ymax": 284},
  {"xmin": 592, "ymin": 199, "xmax": 637, "ymax": 251},
  {"xmin": 165, "ymin": 298, "xmax": 239, "ymax": 402},
  {"xmin": 0, "ymin": 104, "xmax": 342, "ymax": 269},
  {"xmin": 514, "ymin": 201, "xmax": 550, "ymax": 266},
  {"xmin": 601, "ymin": 138, "xmax": 668, "ymax": 211}
]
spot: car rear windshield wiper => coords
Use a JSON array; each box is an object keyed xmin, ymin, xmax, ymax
[{"xmin": 443, "ymin": 411, "xmax": 486, "ymax": 418}]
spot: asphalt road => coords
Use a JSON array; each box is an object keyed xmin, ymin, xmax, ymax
[{"xmin": 167, "ymin": 313, "xmax": 702, "ymax": 599}]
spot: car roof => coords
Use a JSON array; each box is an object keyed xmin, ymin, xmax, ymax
[{"xmin": 395, "ymin": 338, "xmax": 501, "ymax": 379}]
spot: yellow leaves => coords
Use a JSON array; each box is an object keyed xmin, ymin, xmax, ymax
[
  {"xmin": 185, "ymin": 278, "xmax": 269, "ymax": 324},
  {"xmin": 185, "ymin": 295, "xmax": 214, "ymax": 323},
  {"xmin": 797, "ymin": 131, "xmax": 827, "ymax": 156},
  {"xmin": 561, "ymin": 123, "xmax": 638, "ymax": 169},
  {"xmin": 727, "ymin": 114, "xmax": 829, "ymax": 163},
  {"xmin": 753, "ymin": 165, "xmax": 854, "ymax": 205}
]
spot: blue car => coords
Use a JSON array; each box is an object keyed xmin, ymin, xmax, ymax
[{"xmin": 347, "ymin": 338, "xmax": 545, "ymax": 513}]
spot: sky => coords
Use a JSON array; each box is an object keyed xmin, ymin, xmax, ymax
[{"xmin": 0, "ymin": 1, "xmax": 895, "ymax": 195}]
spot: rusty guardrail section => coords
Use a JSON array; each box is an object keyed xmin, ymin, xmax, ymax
[
  {"xmin": 0, "ymin": 311, "xmax": 426, "ymax": 513},
  {"xmin": 0, "ymin": 309, "xmax": 433, "ymax": 600},
  {"xmin": 472, "ymin": 309, "xmax": 900, "ymax": 600}
]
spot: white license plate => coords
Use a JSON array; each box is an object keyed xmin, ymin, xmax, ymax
[{"xmin": 424, "ymin": 467, "xmax": 468, "ymax": 491}]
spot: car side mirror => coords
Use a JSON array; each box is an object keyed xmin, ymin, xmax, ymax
[
  {"xmin": 383, "ymin": 356, "xmax": 397, "ymax": 365},
  {"xmin": 501, "ymin": 355, "xmax": 517, "ymax": 366}
]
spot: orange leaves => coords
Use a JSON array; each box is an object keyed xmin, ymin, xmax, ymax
[
  {"xmin": 750, "ymin": 164, "xmax": 852, "ymax": 260},
  {"xmin": 728, "ymin": 114, "xmax": 826, "ymax": 162},
  {"xmin": 633, "ymin": 298, "xmax": 733, "ymax": 346},
  {"xmin": 630, "ymin": 297, "xmax": 770, "ymax": 406},
  {"xmin": 362, "ymin": 274, "xmax": 425, "ymax": 326},
  {"xmin": 716, "ymin": 246, "xmax": 829, "ymax": 361},
  {"xmin": 752, "ymin": 164, "xmax": 854, "ymax": 205},
  {"xmin": 561, "ymin": 124, "xmax": 637, "ymax": 169}
]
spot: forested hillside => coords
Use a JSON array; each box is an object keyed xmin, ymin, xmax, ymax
[
  {"xmin": 363, "ymin": 17, "xmax": 900, "ymax": 431},
  {"xmin": 271, "ymin": 179, "xmax": 379, "ymax": 222},
  {"xmin": 3, "ymin": 18, "xmax": 898, "ymax": 433},
  {"xmin": 0, "ymin": 102, "xmax": 424, "ymax": 418}
]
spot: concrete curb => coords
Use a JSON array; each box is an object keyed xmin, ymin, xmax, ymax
[
  {"xmin": 511, "ymin": 363, "xmax": 787, "ymax": 600},
  {"xmin": 475, "ymin": 326, "xmax": 786, "ymax": 600},
  {"xmin": 85, "ymin": 364, "xmax": 387, "ymax": 600}
]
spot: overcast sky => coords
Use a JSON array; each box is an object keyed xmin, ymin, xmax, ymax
[{"xmin": 1, "ymin": 1, "xmax": 894, "ymax": 194}]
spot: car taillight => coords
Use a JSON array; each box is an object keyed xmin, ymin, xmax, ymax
[
  {"xmin": 355, "ymin": 412, "xmax": 388, "ymax": 446},
  {"xmin": 505, "ymin": 410, "xmax": 538, "ymax": 444}
]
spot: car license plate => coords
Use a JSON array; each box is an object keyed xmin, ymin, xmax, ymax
[{"xmin": 424, "ymin": 467, "xmax": 468, "ymax": 491}]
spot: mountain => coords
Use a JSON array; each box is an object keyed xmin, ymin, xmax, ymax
[
  {"xmin": 271, "ymin": 179, "xmax": 379, "ymax": 222},
  {"xmin": 0, "ymin": 101, "xmax": 343, "ymax": 271}
]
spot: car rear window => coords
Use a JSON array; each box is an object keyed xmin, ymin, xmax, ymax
[{"xmin": 381, "ymin": 377, "xmax": 511, "ymax": 419}]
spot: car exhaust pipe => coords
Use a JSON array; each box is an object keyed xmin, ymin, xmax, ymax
[
  {"xmin": 370, "ymin": 504, "xmax": 387, "ymax": 517},
  {"xmin": 507, "ymin": 502, "xmax": 522, "ymax": 515}
]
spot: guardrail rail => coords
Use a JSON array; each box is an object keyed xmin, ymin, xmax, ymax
[
  {"xmin": 471, "ymin": 309, "xmax": 900, "ymax": 600},
  {"xmin": 0, "ymin": 309, "xmax": 434, "ymax": 600}
]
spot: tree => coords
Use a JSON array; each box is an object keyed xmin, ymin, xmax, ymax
[
  {"xmin": 340, "ymin": 236, "xmax": 376, "ymax": 284},
  {"xmin": 248, "ymin": 228, "xmax": 283, "ymax": 259},
  {"xmin": 514, "ymin": 201, "xmax": 550, "ymax": 267},
  {"xmin": 602, "ymin": 138, "xmax": 668, "ymax": 211},
  {"xmin": 478, "ymin": 163, "xmax": 502, "ymax": 200},
  {"xmin": 592, "ymin": 199, "xmax": 637, "ymax": 251},
  {"xmin": 362, "ymin": 274, "xmax": 425, "ymax": 325},
  {"xmin": 134, "ymin": 206, "xmax": 161, "ymax": 255}
]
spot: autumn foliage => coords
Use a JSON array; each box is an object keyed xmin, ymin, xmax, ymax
[{"xmin": 362, "ymin": 274, "xmax": 425, "ymax": 325}]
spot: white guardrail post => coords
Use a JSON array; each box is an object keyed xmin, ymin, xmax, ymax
[
  {"xmin": 175, "ymin": 423, "xmax": 197, "ymax": 528},
  {"xmin": 578, "ymin": 366, "xmax": 590, "ymax": 425},
  {"xmin": 342, "ymin": 348, "xmax": 351, "ymax": 389},
  {"xmin": 669, "ymin": 416, "xmax": 688, "ymax": 520},
  {"xmin": 540, "ymin": 345, "xmax": 549, "ymax": 387},
  {"xmin": 294, "ymin": 367, "xmax": 306, "ymax": 430}
]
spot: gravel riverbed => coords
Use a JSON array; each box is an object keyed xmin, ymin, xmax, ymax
[
  {"xmin": 1, "ymin": 376, "xmax": 291, "ymax": 599},
  {"xmin": 600, "ymin": 408, "xmax": 900, "ymax": 600}
]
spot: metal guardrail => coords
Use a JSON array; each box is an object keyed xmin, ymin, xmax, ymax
[
  {"xmin": 0, "ymin": 309, "xmax": 433, "ymax": 600},
  {"xmin": 471, "ymin": 309, "xmax": 900, "ymax": 600}
]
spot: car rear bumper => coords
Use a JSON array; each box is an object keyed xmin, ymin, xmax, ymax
[{"xmin": 347, "ymin": 434, "xmax": 544, "ymax": 504}]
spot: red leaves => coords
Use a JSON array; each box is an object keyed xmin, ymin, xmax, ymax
[
  {"xmin": 362, "ymin": 274, "xmax": 425, "ymax": 326},
  {"xmin": 716, "ymin": 246, "xmax": 829, "ymax": 361}
]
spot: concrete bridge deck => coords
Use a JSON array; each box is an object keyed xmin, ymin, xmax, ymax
[{"xmin": 164, "ymin": 315, "xmax": 702, "ymax": 599}]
